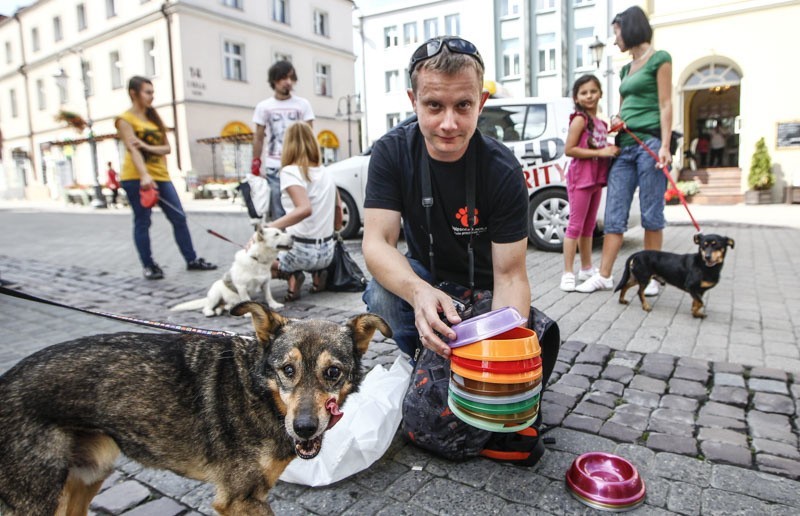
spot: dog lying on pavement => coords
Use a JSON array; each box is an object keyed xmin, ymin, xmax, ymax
[
  {"xmin": 615, "ymin": 233, "xmax": 734, "ymax": 318},
  {"xmin": 171, "ymin": 226, "xmax": 293, "ymax": 315},
  {"xmin": 0, "ymin": 302, "xmax": 391, "ymax": 515}
]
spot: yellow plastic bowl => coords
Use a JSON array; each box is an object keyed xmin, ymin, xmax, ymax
[
  {"xmin": 450, "ymin": 361, "xmax": 542, "ymax": 385},
  {"xmin": 451, "ymin": 326, "xmax": 540, "ymax": 362}
]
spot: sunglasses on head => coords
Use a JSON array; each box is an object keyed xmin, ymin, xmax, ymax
[{"xmin": 408, "ymin": 36, "xmax": 484, "ymax": 77}]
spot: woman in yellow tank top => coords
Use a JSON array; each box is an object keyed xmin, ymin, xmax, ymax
[{"xmin": 115, "ymin": 76, "xmax": 216, "ymax": 279}]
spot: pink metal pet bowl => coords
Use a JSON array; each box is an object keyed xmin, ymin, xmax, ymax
[{"xmin": 565, "ymin": 452, "xmax": 646, "ymax": 512}]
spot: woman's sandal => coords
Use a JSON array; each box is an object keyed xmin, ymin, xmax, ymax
[
  {"xmin": 310, "ymin": 270, "xmax": 327, "ymax": 294},
  {"xmin": 284, "ymin": 271, "xmax": 305, "ymax": 302}
]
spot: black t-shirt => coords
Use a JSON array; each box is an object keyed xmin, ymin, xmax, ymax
[{"xmin": 365, "ymin": 122, "xmax": 528, "ymax": 290}]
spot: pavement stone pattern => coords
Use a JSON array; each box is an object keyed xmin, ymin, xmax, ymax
[{"xmin": 2, "ymin": 204, "xmax": 800, "ymax": 514}]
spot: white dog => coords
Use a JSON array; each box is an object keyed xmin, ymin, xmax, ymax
[{"xmin": 171, "ymin": 227, "xmax": 293, "ymax": 316}]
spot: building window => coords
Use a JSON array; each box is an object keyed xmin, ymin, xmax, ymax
[
  {"xmin": 106, "ymin": 0, "xmax": 117, "ymax": 18},
  {"xmin": 273, "ymin": 0, "xmax": 289, "ymax": 24},
  {"xmin": 501, "ymin": 39, "xmax": 520, "ymax": 78},
  {"xmin": 31, "ymin": 27, "xmax": 40, "ymax": 52},
  {"xmin": 222, "ymin": 0, "xmax": 242, "ymax": 8},
  {"xmin": 274, "ymin": 52, "xmax": 291, "ymax": 63},
  {"xmin": 385, "ymin": 70, "xmax": 400, "ymax": 92},
  {"xmin": 386, "ymin": 113, "xmax": 400, "ymax": 132},
  {"xmin": 5, "ymin": 41, "xmax": 11, "ymax": 64},
  {"xmin": 537, "ymin": 0, "xmax": 555, "ymax": 9},
  {"xmin": 403, "ymin": 22, "xmax": 418, "ymax": 46},
  {"xmin": 143, "ymin": 38, "xmax": 156, "ymax": 76},
  {"xmin": 384, "ymin": 26, "xmax": 398, "ymax": 48},
  {"xmin": 501, "ymin": 0, "xmax": 521, "ymax": 16},
  {"xmin": 36, "ymin": 79, "xmax": 46, "ymax": 110},
  {"xmin": 110, "ymin": 51, "xmax": 123, "ymax": 89},
  {"xmin": 77, "ymin": 4, "xmax": 87, "ymax": 30},
  {"xmin": 10, "ymin": 89, "xmax": 18, "ymax": 118},
  {"xmin": 575, "ymin": 28, "xmax": 594, "ymax": 69},
  {"xmin": 314, "ymin": 62, "xmax": 331, "ymax": 96},
  {"xmin": 314, "ymin": 9, "xmax": 329, "ymax": 36},
  {"xmin": 57, "ymin": 75, "xmax": 69, "ymax": 103},
  {"xmin": 53, "ymin": 16, "xmax": 63, "ymax": 42},
  {"xmin": 82, "ymin": 60, "xmax": 94, "ymax": 97},
  {"xmin": 423, "ymin": 18, "xmax": 438, "ymax": 40},
  {"xmin": 444, "ymin": 14, "xmax": 460, "ymax": 36},
  {"xmin": 223, "ymin": 41, "xmax": 245, "ymax": 81},
  {"xmin": 537, "ymin": 33, "xmax": 556, "ymax": 73}
]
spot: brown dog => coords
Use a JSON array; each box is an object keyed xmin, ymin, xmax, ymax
[{"xmin": 0, "ymin": 302, "xmax": 390, "ymax": 515}]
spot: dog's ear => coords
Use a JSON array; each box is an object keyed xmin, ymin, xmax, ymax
[
  {"xmin": 255, "ymin": 228, "xmax": 266, "ymax": 242},
  {"xmin": 727, "ymin": 238, "xmax": 735, "ymax": 249},
  {"xmin": 694, "ymin": 233, "xmax": 702, "ymax": 244},
  {"xmin": 231, "ymin": 301, "xmax": 288, "ymax": 342},
  {"xmin": 347, "ymin": 314, "xmax": 392, "ymax": 357}
]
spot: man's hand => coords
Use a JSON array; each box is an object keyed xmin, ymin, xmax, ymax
[
  {"xmin": 412, "ymin": 285, "xmax": 462, "ymax": 358},
  {"xmin": 251, "ymin": 158, "xmax": 262, "ymax": 176}
]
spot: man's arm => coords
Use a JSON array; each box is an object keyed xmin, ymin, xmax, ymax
[
  {"xmin": 490, "ymin": 238, "xmax": 531, "ymax": 320},
  {"xmin": 250, "ymin": 124, "xmax": 264, "ymax": 176},
  {"xmin": 362, "ymin": 208, "xmax": 461, "ymax": 357}
]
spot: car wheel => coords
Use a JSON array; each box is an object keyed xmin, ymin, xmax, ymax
[
  {"xmin": 527, "ymin": 189, "xmax": 569, "ymax": 252},
  {"xmin": 338, "ymin": 189, "xmax": 361, "ymax": 239}
]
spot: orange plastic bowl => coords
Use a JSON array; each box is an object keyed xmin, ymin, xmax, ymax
[
  {"xmin": 450, "ymin": 355, "xmax": 542, "ymax": 375},
  {"xmin": 451, "ymin": 327, "xmax": 540, "ymax": 362},
  {"xmin": 451, "ymin": 361, "xmax": 542, "ymax": 385},
  {"xmin": 451, "ymin": 372, "xmax": 540, "ymax": 396}
]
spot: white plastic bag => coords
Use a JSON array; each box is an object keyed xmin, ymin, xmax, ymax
[
  {"xmin": 279, "ymin": 356, "xmax": 412, "ymax": 486},
  {"xmin": 245, "ymin": 173, "xmax": 270, "ymax": 218}
]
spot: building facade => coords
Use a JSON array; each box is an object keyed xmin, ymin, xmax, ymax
[{"xmin": 0, "ymin": 0, "xmax": 358, "ymax": 201}]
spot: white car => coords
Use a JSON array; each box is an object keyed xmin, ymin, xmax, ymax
[{"xmin": 328, "ymin": 98, "xmax": 639, "ymax": 251}]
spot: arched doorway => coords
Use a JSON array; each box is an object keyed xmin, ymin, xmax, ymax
[{"xmin": 682, "ymin": 61, "xmax": 742, "ymax": 169}]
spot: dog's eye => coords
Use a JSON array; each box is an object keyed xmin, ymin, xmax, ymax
[
  {"xmin": 282, "ymin": 365, "xmax": 295, "ymax": 378},
  {"xmin": 324, "ymin": 366, "xmax": 341, "ymax": 381}
]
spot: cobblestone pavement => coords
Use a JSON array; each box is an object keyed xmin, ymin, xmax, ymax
[{"xmin": 1, "ymin": 201, "xmax": 799, "ymax": 515}]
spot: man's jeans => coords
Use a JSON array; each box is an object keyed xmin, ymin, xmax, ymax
[
  {"xmin": 362, "ymin": 256, "xmax": 433, "ymax": 358},
  {"xmin": 266, "ymin": 168, "xmax": 286, "ymax": 221}
]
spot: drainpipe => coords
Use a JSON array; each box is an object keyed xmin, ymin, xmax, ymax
[
  {"xmin": 161, "ymin": 2, "xmax": 182, "ymax": 171},
  {"xmin": 14, "ymin": 12, "xmax": 38, "ymax": 183}
]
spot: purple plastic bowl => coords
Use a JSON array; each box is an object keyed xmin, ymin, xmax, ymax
[
  {"xmin": 565, "ymin": 452, "xmax": 646, "ymax": 511},
  {"xmin": 448, "ymin": 306, "xmax": 526, "ymax": 348}
]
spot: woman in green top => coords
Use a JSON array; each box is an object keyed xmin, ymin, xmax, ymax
[{"xmin": 576, "ymin": 6, "xmax": 673, "ymax": 295}]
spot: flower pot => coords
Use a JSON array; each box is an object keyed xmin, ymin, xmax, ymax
[{"xmin": 745, "ymin": 189, "xmax": 773, "ymax": 205}]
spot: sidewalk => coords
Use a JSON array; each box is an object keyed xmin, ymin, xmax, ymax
[{"xmin": 1, "ymin": 200, "xmax": 799, "ymax": 514}]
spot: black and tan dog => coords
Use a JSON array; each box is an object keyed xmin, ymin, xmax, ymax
[
  {"xmin": 615, "ymin": 233, "xmax": 734, "ymax": 318},
  {"xmin": 0, "ymin": 302, "xmax": 390, "ymax": 515}
]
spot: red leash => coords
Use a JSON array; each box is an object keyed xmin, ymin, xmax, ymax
[{"xmin": 610, "ymin": 122, "xmax": 701, "ymax": 232}]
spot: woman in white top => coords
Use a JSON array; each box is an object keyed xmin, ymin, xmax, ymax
[{"xmin": 266, "ymin": 122, "xmax": 342, "ymax": 301}]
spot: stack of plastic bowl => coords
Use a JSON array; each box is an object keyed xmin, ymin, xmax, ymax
[
  {"xmin": 447, "ymin": 307, "xmax": 542, "ymax": 433},
  {"xmin": 565, "ymin": 452, "xmax": 646, "ymax": 511}
]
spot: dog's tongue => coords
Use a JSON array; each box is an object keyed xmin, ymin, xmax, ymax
[{"xmin": 326, "ymin": 398, "xmax": 343, "ymax": 429}]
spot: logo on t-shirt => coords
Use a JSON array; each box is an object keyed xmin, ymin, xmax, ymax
[
  {"xmin": 452, "ymin": 206, "xmax": 485, "ymax": 237},
  {"xmin": 455, "ymin": 206, "xmax": 479, "ymax": 227}
]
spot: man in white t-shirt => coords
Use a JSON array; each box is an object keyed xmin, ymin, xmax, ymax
[{"xmin": 251, "ymin": 61, "xmax": 315, "ymax": 220}]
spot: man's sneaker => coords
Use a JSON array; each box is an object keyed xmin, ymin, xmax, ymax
[
  {"xmin": 578, "ymin": 266, "xmax": 599, "ymax": 281},
  {"xmin": 187, "ymin": 258, "xmax": 218, "ymax": 271},
  {"xmin": 559, "ymin": 272, "xmax": 576, "ymax": 292},
  {"xmin": 575, "ymin": 273, "xmax": 613, "ymax": 293},
  {"xmin": 644, "ymin": 278, "xmax": 660, "ymax": 296},
  {"xmin": 143, "ymin": 263, "xmax": 164, "ymax": 280}
]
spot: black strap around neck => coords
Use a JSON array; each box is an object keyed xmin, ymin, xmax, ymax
[{"xmin": 412, "ymin": 130, "xmax": 477, "ymax": 294}]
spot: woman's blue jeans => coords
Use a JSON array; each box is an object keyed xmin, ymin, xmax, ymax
[
  {"xmin": 121, "ymin": 179, "xmax": 197, "ymax": 268},
  {"xmin": 362, "ymin": 256, "xmax": 433, "ymax": 358}
]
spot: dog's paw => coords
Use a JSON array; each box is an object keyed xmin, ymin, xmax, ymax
[
  {"xmin": 269, "ymin": 301, "xmax": 284, "ymax": 310},
  {"xmin": 202, "ymin": 309, "xmax": 216, "ymax": 317}
]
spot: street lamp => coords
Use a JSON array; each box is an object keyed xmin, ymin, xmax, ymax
[
  {"xmin": 589, "ymin": 36, "xmax": 605, "ymax": 70},
  {"xmin": 335, "ymin": 94, "xmax": 363, "ymax": 158},
  {"xmin": 54, "ymin": 50, "xmax": 106, "ymax": 208}
]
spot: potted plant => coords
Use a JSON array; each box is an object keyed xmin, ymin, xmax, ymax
[
  {"xmin": 664, "ymin": 179, "xmax": 700, "ymax": 205},
  {"xmin": 55, "ymin": 110, "xmax": 88, "ymax": 132},
  {"xmin": 745, "ymin": 137, "xmax": 775, "ymax": 204}
]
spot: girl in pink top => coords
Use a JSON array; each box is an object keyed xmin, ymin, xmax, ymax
[{"xmin": 560, "ymin": 75, "xmax": 620, "ymax": 292}]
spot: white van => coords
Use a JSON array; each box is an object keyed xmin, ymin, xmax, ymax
[{"xmin": 327, "ymin": 97, "xmax": 639, "ymax": 251}]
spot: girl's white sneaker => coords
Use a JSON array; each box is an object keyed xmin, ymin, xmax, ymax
[{"xmin": 560, "ymin": 272, "xmax": 576, "ymax": 292}]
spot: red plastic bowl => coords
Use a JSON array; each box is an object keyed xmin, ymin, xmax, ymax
[
  {"xmin": 565, "ymin": 452, "xmax": 646, "ymax": 511},
  {"xmin": 450, "ymin": 355, "xmax": 542, "ymax": 375}
]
